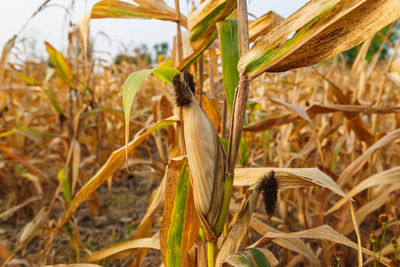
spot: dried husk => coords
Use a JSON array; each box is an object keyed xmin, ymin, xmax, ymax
[{"xmin": 173, "ymin": 72, "xmax": 226, "ymax": 240}]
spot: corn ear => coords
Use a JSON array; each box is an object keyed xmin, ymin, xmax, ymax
[{"xmin": 173, "ymin": 72, "xmax": 226, "ymax": 240}]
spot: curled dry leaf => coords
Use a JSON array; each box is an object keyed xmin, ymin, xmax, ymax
[
  {"xmin": 16, "ymin": 207, "xmax": 48, "ymax": 250},
  {"xmin": 259, "ymin": 225, "xmax": 391, "ymax": 266},
  {"xmin": 234, "ymin": 167, "xmax": 351, "ymax": 200},
  {"xmin": 62, "ymin": 116, "xmax": 178, "ymax": 227},
  {"xmin": 336, "ymin": 128, "xmax": 400, "ymax": 187},
  {"xmin": 326, "ymin": 167, "xmax": 400, "ymax": 214},
  {"xmin": 249, "ymin": 11, "xmax": 284, "ymax": 43},
  {"xmin": 239, "ymin": 0, "xmax": 400, "ymax": 79},
  {"xmin": 340, "ymin": 183, "xmax": 400, "ymax": 235},
  {"xmin": 85, "ymin": 234, "xmax": 160, "ymax": 263},
  {"xmin": 0, "ymin": 195, "xmax": 41, "ymax": 221},
  {"xmin": 249, "ymin": 218, "xmax": 320, "ymax": 267},
  {"xmin": 178, "ymin": 0, "xmax": 236, "ymax": 69},
  {"xmin": 90, "ymin": 0, "xmax": 187, "ymax": 27},
  {"xmin": 243, "ymin": 103, "xmax": 400, "ymax": 132}
]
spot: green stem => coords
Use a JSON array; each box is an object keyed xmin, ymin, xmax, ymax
[
  {"xmin": 207, "ymin": 241, "xmax": 215, "ymax": 267},
  {"xmin": 373, "ymin": 242, "xmax": 376, "ymax": 267},
  {"xmin": 213, "ymin": 174, "xmax": 234, "ymax": 236},
  {"xmin": 378, "ymin": 224, "xmax": 387, "ymax": 259}
]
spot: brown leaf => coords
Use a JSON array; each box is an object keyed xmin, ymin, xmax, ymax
[
  {"xmin": 234, "ymin": 167, "xmax": 351, "ymax": 200},
  {"xmin": 249, "ymin": 11, "xmax": 283, "ymax": 43},
  {"xmin": 85, "ymin": 234, "xmax": 160, "ymax": 263}
]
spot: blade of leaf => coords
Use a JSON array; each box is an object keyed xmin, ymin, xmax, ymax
[
  {"xmin": 249, "ymin": 218, "xmax": 320, "ymax": 267},
  {"xmin": 239, "ymin": 0, "xmax": 400, "ymax": 79},
  {"xmin": 44, "ymin": 42, "xmax": 74, "ymax": 87},
  {"xmin": 90, "ymin": 0, "xmax": 187, "ymax": 27},
  {"xmin": 225, "ymin": 248, "xmax": 278, "ymax": 267},
  {"xmin": 326, "ymin": 167, "xmax": 400, "ymax": 214},
  {"xmin": 123, "ymin": 66, "xmax": 179, "ymax": 163},
  {"xmin": 249, "ymin": 11, "xmax": 283, "ymax": 43},
  {"xmin": 217, "ymin": 19, "xmax": 240, "ymax": 113},
  {"xmin": 234, "ymin": 167, "xmax": 351, "ymax": 200},
  {"xmin": 85, "ymin": 234, "xmax": 160, "ymax": 263},
  {"xmin": 160, "ymin": 160, "xmax": 200, "ymax": 267},
  {"xmin": 61, "ymin": 116, "xmax": 178, "ymax": 227},
  {"xmin": 259, "ymin": 225, "xmax": 391, "ymax": 266}
]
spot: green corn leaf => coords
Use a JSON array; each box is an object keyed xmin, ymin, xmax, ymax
[
  {"xmin": 159, "ymin": 158, "xmax": 200, "ymax": 267},
  {"xmin": 16, "ymin": 72, "xmax": 37, "ymax": 85},
  {"xmin": 217, "ymin": 19, "xmax": 239, "ymax": 113},
  {"xmin": 166, "ymin": 163, "xmax": 190, "ymax": 267},
  {"xmin": 238, "ymin": 0, "xmax": 400, "ymax": 79},
  {"xmin": 0, "ymin": 126, "xmax": 57, "ymax": 139},
  {"xmin": 123, "ymin": 65, "xmax": 180, "ymax": 161},
  {"xmin": 57, "ymin": 168, "xmax": 71, "ymax": 204},
  {"xmin": 225, "ymin": 248, "xmax": 278, "ymax": 267}
]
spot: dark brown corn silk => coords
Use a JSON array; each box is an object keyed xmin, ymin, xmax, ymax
[
  {"xmin": 257, "ymin": 171, "xmax": 277, "ymax": 218},
  {"xmin": 173, "ymin": 71, "xmax": 195, "ymax": 107}
]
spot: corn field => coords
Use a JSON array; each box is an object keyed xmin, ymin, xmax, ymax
[{"xmin": 1, "ymin": 0, "xmax": 400, "ymax": 266}]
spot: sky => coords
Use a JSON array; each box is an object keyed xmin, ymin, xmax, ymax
[{"xmin": 0, "ymin": 0, "xmax": 308, "ymax": 63}]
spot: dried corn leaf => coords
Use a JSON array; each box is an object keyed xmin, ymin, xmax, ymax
[
  {"xmin": 62, "ymin": 116, "xmax": 178, "ymax": 227},
  {"xmin": 16, "ymin": 207, "xmax": 48, "ymax": 250},
  {"xmin": 178, "ymin": 0, "xmax": 236, "ymax": 70},
  {"xmin": 244, "ymin": 103, "xmax": 400, "ymax": 132},
  {"xmin": 234, "ymin": 167, "xmax": 350, "ymax": 200},
  {"xmin": 0, "ymin": 195, "xmax": 41, "ymax": 221},
  {"xmin": 336, "ymin": 128, "xmax": 400, "ymax": 187},
  {"xmin": 340, "ymin": 183, "xmax": 400, "ymax": 235},
  {"xmin": 327, "ymin": 167, "xmax": 400, "ymax": 214},
  {"xmin": 239, "ymin": 0, "xmax": 400, "ymax": 79},
  {"xmin": 249, "ymin": 218, "xmax": 320, "ymax": 267},
  {"xmin": 259, "ymin": 225, "xmax": 391, "ymax": 266},
  {"xmin": 90, "ymin": 0, "xmax": 187, "ymax": 27},
  {"xmin": 0, "ymin": 144, "xmax": 51, "ymax": 182},
  {"xmin": 249, "ymin": 12, "xmax": 283, "ymax": 43},
  {"xmin": 225, "ymin": 248, "xmax": 279, "ymax": 267},
  {"xmin": 43, "ymin": 264, "xmax": 103, "ymax": 267},
  {"xmin": 189, "ymin": 0, "xmax": 236, "ymax": 52},
  {"xmin": 0, "ymin": 35, "xmax": 16, "ymax": 84},
  {"xmin": 85, "ymin": 234, "xmax": 160, "ymax": 262}
]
